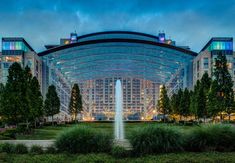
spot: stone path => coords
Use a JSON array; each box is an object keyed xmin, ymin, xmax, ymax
[{"xmin": 0, "ymin": 140, "xmax": 55, "ymax": 149}]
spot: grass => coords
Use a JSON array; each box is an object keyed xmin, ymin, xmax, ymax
[
  {"xmin": 130, "ymin": 125, "xmax": 184, "ymax": 155},
  {"xmin": 0, "ymin": 152, "xmax": 234, "ymax": 163},
  {"xmin": 55, "ymin": 126, "xmax": 112, "ymax": 153},
  {"xmin": 15, "ymin": 122, "xmax": 194, "ymax": 140}
]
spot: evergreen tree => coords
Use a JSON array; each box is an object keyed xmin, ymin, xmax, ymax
[
  {"xmin": 0, "ymin": 83, "xmax": 4, "ymax": 114},
  {"xmin": 170, "ymin": 93, "xmax": 178, "ymax": 114},
  {"xmin": 201, "ymin": 72, "xmax": 211, "ymax": 92},
  {"xmin": 21, "ymin": 66, "xmax": 32, "ymax": 127},
  {"xmin": 179, "ymin": 88, "xmax": 190, "ymax": 120},
  {"xmin": 69, "ymin": 83, "xmax": 83, "ymax": 121},
  {"xmin": 196, "ymin": 85, "xmax": 206, "ymax": 121},
  {"xmin": 157, "ymin": 85, "xmax": 170, "ymax": 122},
  {"xmin": 200, "ymin": 72, "xmax": 212, "ymax": 122},
  {"xmin": 176, "ymin": 88, "xmax": 183, "ymax": 120},
  {"xmin": 29, "ymin": 77, "xmax": 43, "ymax": 127},
  {"xmin": 44, "ymin": 85, "xmax": 60, "ymax": 124},
  {"xmin": 207, "ymin": 80, "xmax": 220, "ymax": 120},
  {"xmin": 190, "ymin": 80, "xmax": 202, "ymax": 120},
  {"xmin": 213, "ymin": 52, "xmax": 234, "ymax": 121},
  {"xmin": 0, "ymin": 62, "xmax": 24, "ymax": 124}
]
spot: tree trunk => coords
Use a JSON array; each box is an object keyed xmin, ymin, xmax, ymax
[
  {"xmin": 34, "ymin": 119, "xmax": 37, "ymax": 128},
  {"xmin": 220, "ymin": 113, "xmax": 223, "ymax": 123},
  {"xmin": 52, "ymin": 115, "xmax": 54, "ymax": 126}
]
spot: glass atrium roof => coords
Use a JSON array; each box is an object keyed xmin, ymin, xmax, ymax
[{"xmin": 39, "ymin": 31, "xmax": 197, "ymax": 85}]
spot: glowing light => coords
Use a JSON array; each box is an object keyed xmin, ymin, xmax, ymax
[
  {"xmin": 2, "ymin": 41, "xmax": 25, "ymax": 51},
  {"xmin": 209, "ymin": 41, "xmax": 233, "ymax": 51},
  {"xmin": 65, "ymin": 40, "xmax": 70, "ymax": 45}
]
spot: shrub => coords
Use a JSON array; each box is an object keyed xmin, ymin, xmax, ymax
[
  {"xmin": 0, "ymin": 143, "xmax": 15, "ymax": 153},
  {"xmin": 129, "ymin": 125, "xmax": 183, "ymax": 155},
  {"xmin": 0, "ymin": 129, "xmax": 17, "ymax": 139},
  {"xmin": 184, "ymin": 124, "xmax": 235, "ymax": 152},
  {"xmin": 30, "ymin": 145, "xmax": 43, "ymax": 154},
  {"xmin": 111, "ymin": 146, "xmax": 130, "ymax": 158},
  {"xmin": 46, "ymin": 145, "xmax": 57, "ymax": 154},
  {"xmin": 55, "ymin": 126, "xmax": 112, "ymax": 154},
  {"xmin": 15, "ymin": 143, "xmax": 28, "ymax": 154}
]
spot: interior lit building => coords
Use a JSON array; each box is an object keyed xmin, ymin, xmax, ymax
[
  {"xmin": 193, "ymin": 37, "xmax": 234, "ymax": 89},
  {"xmin": 0, "ymin": 38, "xmax": 42, "ymax": 87},
  {"xmin": 38, "ymin": 31, "xmax": 196, "ymax": 120}
]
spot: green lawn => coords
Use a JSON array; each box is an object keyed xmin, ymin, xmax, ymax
[
  {"xmin": 16, "ymin": 122, "xmax": 193, "ymax": 140},
  {"xmin": 0, "ymin": 152, "xmax": 234, "ymax": 163}
]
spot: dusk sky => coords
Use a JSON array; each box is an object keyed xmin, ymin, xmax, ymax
[{"xmin": 0, "ymin": 0, "xmax": 234, "ymax": 52}]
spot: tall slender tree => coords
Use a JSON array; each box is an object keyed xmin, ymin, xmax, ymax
[
  {"xmin": 44, "ymin": 85, "xmax": 60, "ymax": 124},
  {"xmin": 200, "ymin": 72, "xmax": 212, "ymax": 122},
  {"xmin": 207, "ymin": 80, "xmax": 220, "ymax": 120},
  {"xmin": 29, "ymin": 77, "xmax": 43, "ymax": 127},
  {"xmin": 213, "ymin": 52, "xmax": 234, "ymax": 121},
  {"xmin": 0, "ymin": 83, "xmax": 4, "ymax": 115},
  {"xmin": 170, "ymin": 93, "xmax": 178, "ymax": 114},
  {"xmin": 157, "ymin": 85, "xmax": 170, "ymax": 122},
  {"xmin": 179, "ymin": 88, "xmax": 191, "ymax": 120},
  {"xmin": 21, "ymin": 66, "xmax": 32, "ymax": 128},
  {"xmin": 69, "ymin": 83, "xmax": 83, "ymax": 121}
]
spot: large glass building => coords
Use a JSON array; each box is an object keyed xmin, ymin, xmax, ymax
[{"xmin": 38, "ymin": 31, "xmax": 197, "ymax": 120}]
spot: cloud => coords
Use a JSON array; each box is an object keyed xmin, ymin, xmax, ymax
[{"xmin": 0, "ymin": 0, "xmax": 234, "ymax": 52}]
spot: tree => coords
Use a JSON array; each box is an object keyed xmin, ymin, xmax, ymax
[
  {"xmin": 29, "ymin": 77, "xmax": 43, "ymax": 127},
  {"xmin": 207, "ymin": 80, "xmax": 220, "ymax": 120},
  {"xmin": 200, "ymin": 72, "xmax": 212, "ymax": 122},
  {"xmin": 0, "ymin": 62, "xmax": 24, "ymax": 125},
  {"xmin": 176, "ymin": 88, "xmax": 183, "ymax": 120},
  {"xmin": 157, "ymin": 85, "xmax": 170, "ymax": 122},
  {"xmin": 44, "ymin": 85, "xmax": 60, "ymax": 124},
  {"xmin": 69, "ymin": 83, "xmax": 83, "ymax": 121},
  {"xmin": 0, "ymin": 63, "xmax": 44, "ymax": 130},
  {"xmin": 0, "ymin": 83, "xmax": 4, "ymax": 114},
  {"xmin": 179, "ymin": 88, "xmax": 190, "ymax": 120},
  {"xmin": 170, "ymin": 93, "xmax": 178, "ymax": 114},
  {"xmin": 213, "ymin": 52, "xmax": 234, "ymax": 121},
  {"xmin": 201, "ymin": 72, "xmax": 211, "ymax": 92},
  {"xmin": 21, "ymin": 66, "xmax": 32, "ymax": 128}
]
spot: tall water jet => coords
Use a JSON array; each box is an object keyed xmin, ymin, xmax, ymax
[{"xmin": 115, "ymin": 79, "xmax": 124, "ymax": 140}]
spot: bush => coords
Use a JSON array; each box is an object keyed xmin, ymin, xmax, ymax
[
  {"xmin": 111, "ymin": 146, "xmax": 130, "ymax": 158},
  {"xmin": 0, "ymin": 128, "xmax": 17, "ymax": 139},
  {"xmin": 30, "ymin": 145, "xmax": 43, "ymax": 154},
  {"xmin": 55, "ymin": 126, "xmax": 112, "ymax": 154},
  {"xmin": 15, "ymin": 143, "xmax": 28, "ymax": 154},
  {"xmin": 0, "ymin": 143, "xmax": 15, "ymax": 153},
  {"xmin": 184, "ymin": 124, "xmax": 235, "ymax": 152},
  {"xmin": 46, "ymin": 146, "xmax": 57, "ymax": 154},
  {"xmin": 129, "ymin": 125, "xmax": 183, "ymax": 155}
]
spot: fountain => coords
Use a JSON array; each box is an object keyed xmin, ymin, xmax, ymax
[
  {"xmin": 115, "ymin": 79, "xmax": 124, "ymax": 140},
  {"xmin": 114, "ymin": 80, "xmax": 131, "ymax": 149}
]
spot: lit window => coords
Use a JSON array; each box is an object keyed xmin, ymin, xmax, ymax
[{"xmin": 203, "ymin": 57, "xmax": 209, "ymax": 69}]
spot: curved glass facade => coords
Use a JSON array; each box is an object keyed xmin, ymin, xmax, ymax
[{"xmin": 39, "ymin": 31, "xmax": 196, "ymax": 120}]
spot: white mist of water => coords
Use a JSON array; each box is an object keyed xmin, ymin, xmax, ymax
[{"xmin": 115, "ymin": 80, "xmax": 124, "ymax": 140}]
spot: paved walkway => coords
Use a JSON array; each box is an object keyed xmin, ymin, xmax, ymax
[
  {"xmin": 0, "ymin": 139, "xmax": 133, "ymax": 150},
  {"xmin": 0, "ymin": 140, "xmax": 55, "ymax": 149}
]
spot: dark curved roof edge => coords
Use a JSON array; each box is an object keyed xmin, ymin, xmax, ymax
[
  {"xmin": 76, "ymin": 31, "xmax": 159, "ymax": 40},
  {"xmin": 38, "ymin": 38, "xmax": 197, "ymax": 57}
]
